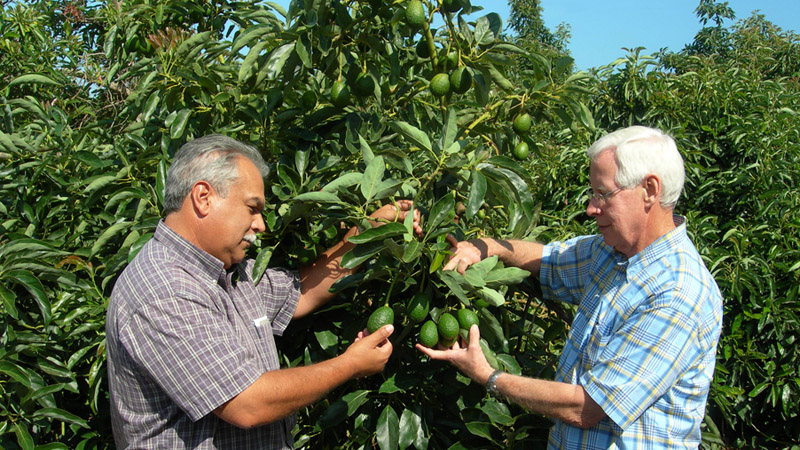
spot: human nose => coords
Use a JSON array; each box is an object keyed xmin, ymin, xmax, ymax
[
  {"xmin": 253, "ymin": 213, "xmax": 266, "ymax": 233},
  {"xmin": 586, "ymin": 197, "xmax": 602, "ymax": 217}
]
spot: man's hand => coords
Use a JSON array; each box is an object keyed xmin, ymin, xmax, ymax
[
  {"xmin": 343, "ymin": 325, "xmax": 395, "ymax": 379},
  {"xmin": 415, "ymin": 325, "xmax": 495, "ymax": 385},
  {"xmin": 368, "ymin": 199, "xmax": 423, "ymax": 237},
  {"xmin": 442, "ymin": 234, "xmax": 485, "ymax": 275}
]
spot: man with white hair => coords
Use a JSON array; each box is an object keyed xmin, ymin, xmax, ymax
[{"xmin": 419, "ymin": 126, "xmax": 723, "ymax": 449}]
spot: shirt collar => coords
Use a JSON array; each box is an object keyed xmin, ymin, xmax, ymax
[
  {"xmin": 626, "ymin": 215, "xmax": 689, "ymax": 272},
  {"xmin": 154, "ymin": 219, "xmax": 230, "ymax": 286}
]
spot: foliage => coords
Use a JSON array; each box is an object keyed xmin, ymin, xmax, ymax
[
  {"xmin": 1, "ymin": 0, "xmax": 594, "ymax": 448},
  {"xmin": 1, "ymin": 0, "xmax": 798, "ymax": 449}
]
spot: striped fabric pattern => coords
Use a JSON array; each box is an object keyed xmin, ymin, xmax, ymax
[{"xmin": 540, "ymin": 216, "xmax": 723, "ymax": 449}]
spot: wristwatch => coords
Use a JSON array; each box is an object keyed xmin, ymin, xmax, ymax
[{"xmin": 486, "ymin": 370, "xmax": 503, "ymax": 396}]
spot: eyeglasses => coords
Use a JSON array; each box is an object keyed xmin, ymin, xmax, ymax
[{"xmin": 588, "ymin": 185, "xmax": 626, "ymax": 205}]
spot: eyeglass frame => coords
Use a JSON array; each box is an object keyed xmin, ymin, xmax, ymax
[{"xmin": 588, "ymin": 185, "xmax": 628, "ymax": 205}]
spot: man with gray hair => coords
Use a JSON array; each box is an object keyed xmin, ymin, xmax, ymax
[
  {"xmin": 106, "ymin": 134, "xmax": 421, "ymax": 449},
  {"xmin": 418, "ymin": 126, "xmax": 722, "ymax": 449}
]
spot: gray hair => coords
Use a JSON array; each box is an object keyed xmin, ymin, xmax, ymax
[
  {"xmin": 163, "ymin": 134, "xmax": 270, "ymax": 214},
  {"xmin": 587, "ymin": 126, "xmax": 685, "ymax": 209}
]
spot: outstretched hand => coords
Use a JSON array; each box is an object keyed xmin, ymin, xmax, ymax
[
  {"xmin": 368, "ymin": 199, "xmax": 423, "ymax": 237},
  {"xmin": 442, "ymin": 234, "xmax": 485, "ymax": 275},
  {"xmin": 345, "ymin": 325, "xmax": 395, "ymax": 379},
  {"xmin": 415, "ymin": 325, "xmax": 495, "ymax": 385}
]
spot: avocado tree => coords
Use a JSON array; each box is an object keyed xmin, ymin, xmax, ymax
[{"xmin": 0, "ymin": 0, "xmax": 597, "ymax": 448}]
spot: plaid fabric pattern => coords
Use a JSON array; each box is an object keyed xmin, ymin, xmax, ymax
[
  {"xmin": 539, "ymin": 216, "xmax": 722, "ymax": 449},
  {"xmin": 106, "ymin": 220, "xmax": 301, "ymax": 449}
]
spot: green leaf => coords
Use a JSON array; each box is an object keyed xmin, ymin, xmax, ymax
[
  {"xmin": 0, "ymin": 361, "xmax": 32, "ymax": 387},
  {"xmin": 465, "ymin": 420, "xmax": 492, "ymax": 440},
  {"xmin": 264, "ymin": 42, "xmax": 295, "ymax": 81},
  {"xmin": 238, "ymin": 41, "xmax": 269, "ymax": 83},
  {"xmin": 361, "ymin": 155, "xmax": 385, "ymax": 202},
  {"xmin": 464, "ymin": 269, "xmax": 486, "ymax": 288},
  {"xmin": 0, "ymin": 284, "xmax": 18, "ymax": 319},
  {"xmin": 340, "ymin": 241, "xmax": 384, "ymax": 269},
  {"xmin": 32, "ymin": 407, "xmax": 90, "ymax": 428},
  {"xmin": 467, "ymin": 255, "xmax": 499, "ymax": 280},
  {"xmin": 314, "ymin": 330, "xmax": 338, "ymax": 356},
  {"xmin": 91, "ymin": 221, "xmax": 132, "ymax": 257},
  {"xmin": 399, "ymin": 408, "xmax": 425, "ymax": 449},
  {"xmin": 169, "ymin": 108, "xmax": 192, "ymax": 139},
  {"xmin": 376, "ymin": 404, "xmax": 399, "ymax": 450},
  {"xmin": 174, "ymin": 30, "xmax": 212, "ymax": 61},
  {"xmin": 251, "ymin": 246, "xmax": 274, "ymax": 284},
  {"xmin": 486, "ymin": 155, "xmax": 532, "ymax": 182},
  {"xmin": 466, "ymin": 171, "xmax": 487, "ymax": 218},
  {"xmin": 33, "ymin": 443, "xmax": 69, "ymax": 450},
  {"xmin": 295, "ymin": 32, "xmax": 312, "ymax": 68},
  {"xmin": 484, "ymin": 267, "xmax": 531, "ymax": 286},
  {"xmin": 378, "ymin": 374, "xmax": 404, "ymax": 394},
  {"xmin": 292, "ymin": 191, "xmax": 342, "ymax": 204},
  {"xmin": 442, "ymin": 108, "xmax": 459, "ymax": 151},
  {"xmin": 346, "ymin": 222, "xmax": 407, "ymax": 244},
  {"xmin": 9, "ymin": 74, "xmax": 60, "ymax": 87},
  {"xmin": 321, "ymin": 172, "xmax": 362, "ymax": 193},
  {"xmin": 438, "ymin": 270, "xmax": 471, "ymax": 305},
  {"xmin": 4, "ymin": 270, "xmax": 50, "ymax": 325},
  {"xmin": 479, "ymin": 164, "xmax": 534, "ymax": 218},
  {"xmin": 480, "ymin": 399, "xmax": 514, "ymax": 426},
  {"xmin": 476, "ymin": 287, "xmax": 506, "ymax": 306},
  {"xmin": 84, "ymin": 175, "xmax": 117, "ymax": 194},
  {"xmin": 141, "ymin": 90, "xmax": 161, "ymax": 124},
  {"xmin": 427, "ymin": 192, "xmax": 456, "ymax": 232},
  {"xmin": 342, "ymin": 389, "xmax": 370, "ymax": 416},
  {"xmin": 36, "ymin": 357, "xmax": 73, "ymax": 379},
  {"xmin": 359, "ymin": 134, "xmax": 375, "ymax": 164},
  {"xmin": 401, "ymin": 240, "xmax": 423, "ymax": 263},
  {"xmin": 372, "ymin": 178, "xmax": 404, "ymax": 201},
  {"xmin": 14, "ymin": 422, "xmax": 34, "ymax": 450},
  {"xmin": 231, "ymin": 24, "xmax": 275, "ymax": 55},
  {"xmin": 389, "ymin": 121, "xmax": 432, "ymax": 154}
]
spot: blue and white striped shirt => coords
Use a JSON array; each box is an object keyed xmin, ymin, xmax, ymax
[{"xmin": 540, "ymin": 216, "xmax": 722, "ymax": 449}]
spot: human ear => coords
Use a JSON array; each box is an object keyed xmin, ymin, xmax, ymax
[
  {"xmin": 642, "ymin": 175, "xmax": 660, "ymax": 206},
  {"xmin": 190, "ymin": 181, "xmax": 214, "ymax": 217}
]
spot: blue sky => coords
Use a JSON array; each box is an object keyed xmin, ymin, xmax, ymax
[
  {"xmin": 271, "ymin": 1, "xmax": 799, "ymax": 71},
  {"xmin": 468, "ymin": 0, "xmax": 800, "ymax": 70}
]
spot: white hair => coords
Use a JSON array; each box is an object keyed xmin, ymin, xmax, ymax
[{"xmin": 587, "ymin": 126, "xmax": 685, "ymax": 209}]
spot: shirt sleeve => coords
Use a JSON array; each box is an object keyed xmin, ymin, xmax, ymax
[
  {"xmin": 122, "ymin": 291, "xmax": 264, "ymax": 422},
  {"xmin": 540, "ymin": 236, "xmax": 598, "ymax": 305},
  {"xmin": 580, "ymin": 298, "xmax": 705, "ymax": 430}
]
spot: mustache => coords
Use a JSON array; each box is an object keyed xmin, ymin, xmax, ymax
[{"xmin": 243, "ymin": 234, "xmax": 257, "ymax": 244}]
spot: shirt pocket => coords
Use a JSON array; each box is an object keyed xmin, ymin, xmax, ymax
[{"xmin": 252, "ymin": 317, "xmax": 281, "ymax": 371}]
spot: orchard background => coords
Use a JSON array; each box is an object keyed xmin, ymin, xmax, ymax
[{"xmin": 1, "ymin": 0, "xmax": 798, "ymax": 448}]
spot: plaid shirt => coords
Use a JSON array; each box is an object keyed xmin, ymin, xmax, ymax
[
  {"xmin": 106, "ymin": 220, "xmax": 301, "ymax": 449},
  {"xmin": 540, "ymin": 216, "xmax": 722, "ymax": 449}
]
